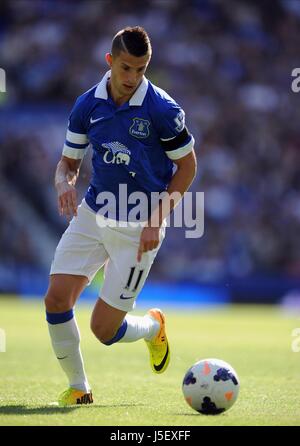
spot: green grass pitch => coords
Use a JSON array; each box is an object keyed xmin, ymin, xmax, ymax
[{"xmin": 0, "ymin": 296, "xmax": 299, "ymax": 426}]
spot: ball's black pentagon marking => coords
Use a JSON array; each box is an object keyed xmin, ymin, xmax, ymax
[
  {"xmin": 214, "ymin": 367, "xmax": 238, "ymax": 385},
  {"xmin": 198, "ymin": 396, "xmax": 225, "ymax": 415},
  {"xmin": 183, "ymin": 370, "xmax": 196, "ymax": 386}
]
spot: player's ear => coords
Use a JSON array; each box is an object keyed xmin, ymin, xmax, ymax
[{"xmin": 105, "ymin": 53, "xmax": 113, "ymax": 68}]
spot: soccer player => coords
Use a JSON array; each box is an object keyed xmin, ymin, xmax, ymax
[{"xmin": 45, "ymin": 26, "xmax": 196, "ymax": 406}]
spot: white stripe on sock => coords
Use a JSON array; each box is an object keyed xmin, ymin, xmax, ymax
[{"xmin": 118, "ymin": 314, "xmax": 160, "ymax": 343}]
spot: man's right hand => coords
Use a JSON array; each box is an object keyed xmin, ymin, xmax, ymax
[{"xmin": 56, "ymin": 181, "xmax": 78, "ymax": 219}]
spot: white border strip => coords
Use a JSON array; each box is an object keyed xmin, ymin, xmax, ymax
[
  {"xmin": 165, "ymin": 136, "xmax": 194, "ymax": 160},
  {"xmin": 66, "ymin": 129, "xmax": 88, "ymax": 145},
  {"xmin": 62, "ymin": 145, "xmax": 87, "ymax": 159}
]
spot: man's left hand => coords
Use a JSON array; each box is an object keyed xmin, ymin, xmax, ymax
[{"xmin": 137, "ymin": 226, "xmax": 160, "ymax": 262}]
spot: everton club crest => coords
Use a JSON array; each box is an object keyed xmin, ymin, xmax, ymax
[{"xmin": 129, "ymin": 118, "xmax": 150, "ymax": 139}]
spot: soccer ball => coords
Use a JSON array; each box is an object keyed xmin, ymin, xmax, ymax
[{"xmin": 182, "ymin": 358, "xmax": 240, "ymax": 415}]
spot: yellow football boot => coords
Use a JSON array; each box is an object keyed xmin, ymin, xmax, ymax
[
  {"xmin": 57, "ymin": 388, "xmax": 93, "ymax": 406},
  {"xmin": 145, "ymin": 308, "xmax": 170, "ymax": 374}
]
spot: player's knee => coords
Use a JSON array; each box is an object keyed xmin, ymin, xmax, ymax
[
  {"xmin": 44, "ymin": 289, "xmax": 73, "ymax": 313},
  {"xmin": 90, "ymin": 321, "xmax": 117, "ymax": 345}
]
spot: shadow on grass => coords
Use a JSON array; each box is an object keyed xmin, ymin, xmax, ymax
[
  {"xmin": 173, "ymin": 413, "xmax": 203, "ymax": 417},
  {"xmin": 172, "ymin": 412, "xmax": 227, "ymax": 417},
  {"xmin": 0, "ymin": 405, "xmax": 77, "ymax": 415},
  {"xmin": 0, "ymin": 403, "xmax": 146, "ymax": 416}
]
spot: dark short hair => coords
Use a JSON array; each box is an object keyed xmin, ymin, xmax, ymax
[{"xmin": 111, "ymin": 26, "xmax": 152, "ymax": 58}]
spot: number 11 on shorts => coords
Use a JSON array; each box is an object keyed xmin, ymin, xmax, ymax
[{"xmin": 125, "ymin": 267, "xmax": 145, "ymax": 293}]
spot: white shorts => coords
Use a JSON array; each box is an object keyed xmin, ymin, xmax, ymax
[{"xmin": 50, "ymin": 200, "xmax": 166, "ymax": 312}]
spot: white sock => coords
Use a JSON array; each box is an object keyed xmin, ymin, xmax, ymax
[
  {"xmin": 118, "ymin": 314, "xmax": 160, "ymax": 343},
  {"xmin": 47, "ymin": 316, "xmax": 90, "ymax": 392}
]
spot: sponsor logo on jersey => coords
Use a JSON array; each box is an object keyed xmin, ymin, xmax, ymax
[
  {"xmin": 101, "ymin": 141, "xmax": 131, "ymax": 165},
  {"xmin": 129, "ymin": 118, "xmax": 150, "ymax": 139}
]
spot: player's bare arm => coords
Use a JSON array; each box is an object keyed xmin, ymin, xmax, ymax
[
  {"xmin": 55, "ymin": 155, "xmax": 81, "ymax": 218},
  {"xmin": 137, "ymin": 150, "xmax": 197, "ymax": 262}
]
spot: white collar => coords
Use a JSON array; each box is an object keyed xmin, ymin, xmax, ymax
[{"xmin": 94, "ymin": 70, "xmax": 149, "ymax": 106}]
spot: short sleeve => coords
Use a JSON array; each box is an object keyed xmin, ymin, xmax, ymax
[
  {"xmin": 62, "ymin": 97, "xmax": 89, "ymax": 160},
  {"xmin": 157, "ymin": 102, "xmax": 194, "ymax": 161}
]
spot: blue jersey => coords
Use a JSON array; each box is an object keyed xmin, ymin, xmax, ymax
[{"xmin": 62, "ymin": 70, "xmax": 194, "ymax": 221}]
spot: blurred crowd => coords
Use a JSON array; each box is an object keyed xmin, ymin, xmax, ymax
[{"xmin": 1, "ymin": 0, "xmax": 300, "ymax": 283}]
